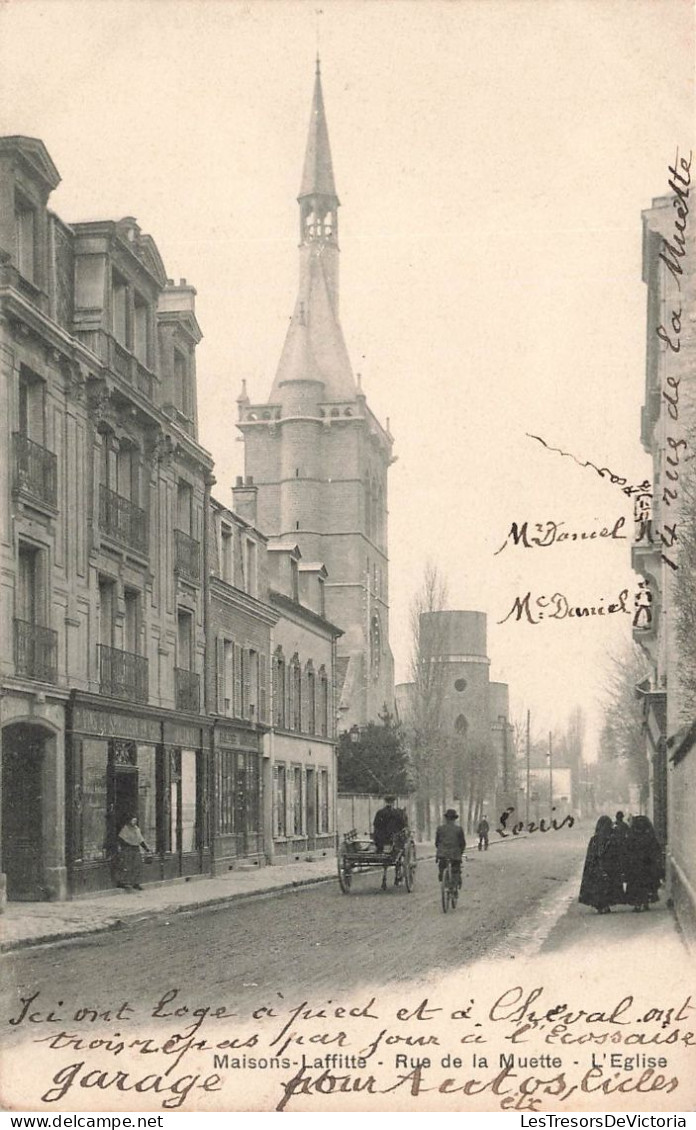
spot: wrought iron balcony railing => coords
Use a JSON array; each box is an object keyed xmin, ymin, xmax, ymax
[
  {"xmin": 175, "ymin": 667, "xmax": 200, "ymax": 713},
  {"xmin": 99, "ymin": 484, "xmax": 148, "ymax": 556},
  {"xmin": 174, "ymin": 529, "xmax": 200, "ymax": 584},
  {"xmin": 13, "ymin": 433, "xmax": 58, "ymax": 509},
  {"xmin": 14, "ymin": 618, "xmax": 58, "ymax": 683},
  {"xmin": 98, "ymin": 644, "xmax": 148, "ymax": 704}
]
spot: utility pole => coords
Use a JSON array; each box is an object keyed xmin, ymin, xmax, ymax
[
  {"xmin": 548, "ymin": 730, "xmax": 554, "ymax": 820},
  {"xmin": 526, "ymin": 709, "xmax": 531, "ymax": 824}
]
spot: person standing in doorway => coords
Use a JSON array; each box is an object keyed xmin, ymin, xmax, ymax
[{"xmin": 116, "ymin": 815, "xmax": 152, "ymax": 891}]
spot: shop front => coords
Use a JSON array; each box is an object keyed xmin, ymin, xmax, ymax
[
  {"xmin": 212, "ymin": 723, "xmax": 265, "ymax": 872},
  {"xmin": 66, "ymin": 696, "xmax": 211, "ymax": 895}
]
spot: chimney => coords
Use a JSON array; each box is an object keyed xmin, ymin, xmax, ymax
[{"xmin": 232, "ymin": 477, "xmax": 258, "ymax": 526}]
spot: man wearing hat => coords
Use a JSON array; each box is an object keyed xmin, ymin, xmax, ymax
[
  {"xmin": 435, "ymin": 809, "xmax": 466, "ymax": 887},
  {"xmin": 373, "ymin": 795, "xmax": 407, "ymax": 854}
]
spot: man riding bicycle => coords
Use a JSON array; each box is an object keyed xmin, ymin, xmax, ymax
[{"xmin": 435, "ymin": 809, "xmax": 466, "ymax": 888}]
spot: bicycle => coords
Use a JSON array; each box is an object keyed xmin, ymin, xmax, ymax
[{"xmin": 440, "ymin": 859, "xmax": 459, "ymax": 912}]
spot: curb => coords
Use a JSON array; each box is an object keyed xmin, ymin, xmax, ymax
[
  {"xmin": 0, "ymin": 871, "xmax": 339, "ymax": 954},
  {"xmin": 0, "ymin": 843, "xmax": 511, "ymax": 954}
]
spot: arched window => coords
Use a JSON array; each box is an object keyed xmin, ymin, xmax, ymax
[{"xmin": 454, "ymin": 714, "xmax": 469, "ymax": 736}]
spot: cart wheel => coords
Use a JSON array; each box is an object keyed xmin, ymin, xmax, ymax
[
  {"xmin": 337, "ymin": 854, "xmax": 352, "ymax": 894},
  {"xmin": 404, "ymin": 842, "xmax": 417, "ymax": 892}
]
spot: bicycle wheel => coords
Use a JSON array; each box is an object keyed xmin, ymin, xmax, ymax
[{"xmin": 440, "ymin": 864, "xmax": 451, "ymax": 913}]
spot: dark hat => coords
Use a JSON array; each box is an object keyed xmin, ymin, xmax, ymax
[
  {"xmin": 383, "ymin": 795, "xmax": 396, "ymax": 804},
  {"xmin": 444, "ymin": 809, "xmax": 459, "ymax": 820}
]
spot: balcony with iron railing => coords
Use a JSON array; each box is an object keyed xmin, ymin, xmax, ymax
[
  {"xmin": 98, "ymin": 644, "xmax": 148, "ymax": 704},
  {"xmin": 14, "ymin": 618, "xmax": 58, "ymax": 683},
  {"xmin": 174, "ymin": 529, "xmax": 200, "ymax": 584},
  {"xmin": 13, "ymin": 433, "xmax": 58, "ymax": 510},
  {"xmin": 99, "ymin": 484, "xmax": 148, "ymax": 557},
  {"xmin": 175, "ymin": 667, "xmax": 200, "ymax": 713}
]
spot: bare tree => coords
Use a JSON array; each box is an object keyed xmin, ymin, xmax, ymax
[
  {"xmin": 403, "ymin": 562, "xmax": 450, "ymax": 838},
  {"xmin": 600, "ymin": 640, "xmax": 651, "ymax": 804}
]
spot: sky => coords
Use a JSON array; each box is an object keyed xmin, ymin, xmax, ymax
[{"xmin": 1, "ymin": 0, "xmax": 693, "ymax": 760}]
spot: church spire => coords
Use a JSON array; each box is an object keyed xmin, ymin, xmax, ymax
[
  {"xmin": 269, "ymin": 60, "xmax": 355, "ymax": 405},
  {"xmin": 299, "ymin": 56, "xmax": 338, "ymax": 203}
]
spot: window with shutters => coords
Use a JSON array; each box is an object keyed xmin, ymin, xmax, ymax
[
  {"xmin": 274, "ymin": 764, "xmax": 287, "ymax": 837},
  {"xmin": 292, "ymin": 765, "xmax": 303, "ymax": 835},
  {"xmin": 318, "ymin": 665, "xmax": 329, "ymax": 738},
  {"xmin": 305, "ymin": 662, "xmax": 316, "ymax": 735},
  {"xmin": 290, "ymin": 654, "xmax": 301, "ymax": 732},
  {"xmin": 234, "ymin": 642, "xmax": 243, "ymax": 719},
  {"xmin": 223, "ymin": 640, "xmax": 234, "ymax": 715},
  {"xmin": 258, "ymin": 652, "xmax": 268, "ymax": 723},
  {"xmin": 319, "ymin": 769, "xmax": 330, "ymax": 833},
  {"xmin": 273, "ymin": 648, "xmax": 285, "ymax": 728}
]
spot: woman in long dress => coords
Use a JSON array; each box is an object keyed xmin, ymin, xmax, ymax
[
  {"xmin": 579, "ymin": 815, "xmax": 624, "ymax": 914},
  {"xmin": 115, "ymin": 816, "xmax": 151, "ymax": 891},
  {"xmin": 624, "ymin": 815, "xmax": 664, "ymax": 912}
]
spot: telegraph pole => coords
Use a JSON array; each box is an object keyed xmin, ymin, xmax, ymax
[
  {"xmin": 548, "ymin": 730, "xmax": 554, "ymax": 819},
  {"xmin": 526, "ymin": 709, "xmax": 531, "ymax": 824}
]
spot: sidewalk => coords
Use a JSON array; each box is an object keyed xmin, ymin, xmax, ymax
[{"xmin": 0, "ymin": 842, "xmax": 435, "ymax": 953}]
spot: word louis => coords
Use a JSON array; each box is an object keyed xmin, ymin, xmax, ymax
[{"xmin": 497, "ymin": 808, "xmax": 574, "ymax": 838}]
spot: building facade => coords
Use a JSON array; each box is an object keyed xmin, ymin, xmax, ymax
[
  {"xmin": 633, "ymin": 179, "xmax": 696, "ymax": 943},
  {"xmin": 0, "ymin": 136, "xmax": 217, "ymax": 901},
  {"xmin": 237, "ymin": 62, "xmax": 395, "ymax": 730}
]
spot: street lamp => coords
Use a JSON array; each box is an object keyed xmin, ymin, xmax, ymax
[{"xmin": 349, "ymin": 724, "xmax": 361, "ymax": 745}]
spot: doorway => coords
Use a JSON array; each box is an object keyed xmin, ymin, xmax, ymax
[{"xmin": 2, "ymin": 724, "xmax": 47, "ymax": 899}]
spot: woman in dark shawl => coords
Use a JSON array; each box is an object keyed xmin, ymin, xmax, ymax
[
  {"xmin": 579, "ymin": 815, "xmax": 625, "ymax": 914},
  {"xmin": 625, "ymin": 815, "xmax": 664, "ymax": 912},
  {"xmin": 115, "ymin": 816, "xmax": 151, "ymax": 891}
]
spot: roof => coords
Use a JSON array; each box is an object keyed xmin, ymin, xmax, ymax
[{"xmin": 299, "ymin": 59, "xmax": 338, "ymax": 201}]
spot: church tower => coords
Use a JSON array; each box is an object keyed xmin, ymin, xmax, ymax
[{"xmin": 237, "ymin": 60, "xmax": 395, "ymax": 728}]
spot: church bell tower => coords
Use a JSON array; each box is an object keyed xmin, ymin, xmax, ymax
[{"xmin": 237, "ymin": 60, "xmax": 395, "ymax": 728}]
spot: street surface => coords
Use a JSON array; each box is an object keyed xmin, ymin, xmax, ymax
[{"xmin": 2, "ymin": 827, "xmax": 586, "ymax": 1032}]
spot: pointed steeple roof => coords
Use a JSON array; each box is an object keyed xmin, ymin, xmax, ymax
[{"xmin": 299, "ymin": 57, "xmax": 338, "ymax": 201}]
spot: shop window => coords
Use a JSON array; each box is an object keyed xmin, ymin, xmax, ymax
[
  {"xmin": 217, "ymin": 748, "xmax": 235, "ymax": 835},
  {"xmin": 80, "ymin": 739, "xmax": 109, "ymax": 862},
  {"xmin": 137, "ymin": 745, "xmax": 158, "ymax": 854}
]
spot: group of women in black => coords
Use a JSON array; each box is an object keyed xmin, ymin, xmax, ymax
[{"xmin": 579, "ymin": 810, "xmax": 664, "ymax": 915}]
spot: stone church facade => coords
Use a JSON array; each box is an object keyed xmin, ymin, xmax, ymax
[{"xmin": 237, "ymin": 61, "xmax": 395, "ymax": 730}]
